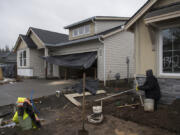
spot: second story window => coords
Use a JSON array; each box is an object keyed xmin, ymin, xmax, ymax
[{"xmin": 72, "ymin": 24, "xmax": 90, "ymax": 37}]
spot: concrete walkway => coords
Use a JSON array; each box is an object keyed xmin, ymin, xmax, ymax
[{"xmin": 0, "ymin": 79, "xmax": 76, "ymax": 106}]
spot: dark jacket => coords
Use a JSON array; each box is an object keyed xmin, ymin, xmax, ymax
[{"xmin": 138, "ymin": 70, "xmax": 161, "ymax": 100}]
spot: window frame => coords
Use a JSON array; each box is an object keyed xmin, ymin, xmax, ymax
[
  {"xmin": 19, "ymin": 49, "xmax": 27, "ymax": 67},
  {"xmin": 72, "ymin": 24, "xmax": 90, "ymax": 37},
  {"xmin": 159, "ymin": 26, "xmax": 180, "ymax": 77}
]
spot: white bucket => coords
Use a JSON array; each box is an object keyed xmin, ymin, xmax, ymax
[
  {"xmin": 144, "ymin": 98, "xmax": 154, "ymax": 112},
  {"xmin": 56, "ymin": 90, "xmax": 61, "ymax": 97},
  {"xmin": 93, "ymin": 106, "xmax": 102, "ymax": 114}
]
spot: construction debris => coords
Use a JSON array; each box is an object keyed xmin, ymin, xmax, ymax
[
  {"xmin": 0, "ymin": 122, "xmax": 16, "ymax": 129},
  {"xmin": 95, "ymin": 89, "xmax": 134, "ymax": 102},
  {"xmin": 117, "ymin": 103, "xmax": 139, "ymax": 109}
]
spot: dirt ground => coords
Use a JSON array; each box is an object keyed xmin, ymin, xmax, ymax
[{"xmin": 0, "ymin": 89, "xmax": 180, "ymax": 135}]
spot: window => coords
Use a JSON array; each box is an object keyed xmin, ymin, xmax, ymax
[
  {"xmin": 161, "ymin": 27, "xmax": 180, "ymax": 74},
  {"xmin": 19, "ymin": 50, "xmax": 27, "ymax": 67},
  {"xmin": 72, "ymin": 24, "xmax": 90, "ymax": 37}
]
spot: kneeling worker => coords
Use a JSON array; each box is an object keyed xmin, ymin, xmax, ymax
[
  {"xmin": 137, "ymin": 69, "xmax": 161, "ymax": 110},
  {"xmin": 13, "ymin": 97, "xmax": 41, "ymax": 130}
]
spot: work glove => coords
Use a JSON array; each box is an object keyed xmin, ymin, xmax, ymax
[{"xmin": 136, "ymin": 85, "xmax": 139, "ymax": 91}]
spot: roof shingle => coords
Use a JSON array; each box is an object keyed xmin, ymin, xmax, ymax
[
  {"xmin": 20, "ymin": 35, "xmax": 37, "ymax": 49},
  {"xmin": 30, "ymin": 27, "xmax": 69, "ymax": 45}
]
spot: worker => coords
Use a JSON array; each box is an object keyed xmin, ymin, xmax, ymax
[
  {"xmin": 137, "ymin": 69, "xmax": 161, "ymax": 110},
  {"xmin": 13, "ymin": 97, "xmax": 41, "ymax": 130}
]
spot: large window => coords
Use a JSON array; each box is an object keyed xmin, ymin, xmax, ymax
[
  {"xmin": 161, "ymin": 27, "xmax": 180, "ymax": 73},
  {"xmin": 19, "ymin": 50, "xmax": 27, "ymax": 67},
  {"xmin": 72, "ymin": 24, "xmax": 90, "ymax": 37}
]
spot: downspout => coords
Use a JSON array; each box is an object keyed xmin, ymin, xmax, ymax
[{"xmin": 98, "ymin": 36, "xmax": 106, "ymax": 86}]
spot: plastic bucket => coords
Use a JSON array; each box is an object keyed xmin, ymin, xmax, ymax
[
  {"xmin": 93, "ymin": 106, "xmax": 102, "ymax": 114},
  {"xmin": 144, "ymin": 98, "xmax": 154, "ymax": 112}
]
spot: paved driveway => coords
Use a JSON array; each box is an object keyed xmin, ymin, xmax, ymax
[{"xmin": 0, "ymin": 79, "xmax": 76, "ymax": 106}]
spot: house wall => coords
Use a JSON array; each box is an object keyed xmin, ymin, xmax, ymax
[
  {"xmin": 104, "ymin": 31, "xmax": 134, "ymax": 80},
  {"xmin": 29, "ymin": 49, "xmax": 45, "ymax": 78},
  {"xmin": 133, "ymin": 0, "xmax": 180, "ymax": 104},
  {"xmin": 95, "ymin": 21, "xmax": 125, "ymax": 34},
  {"xmin": 16, "ymin": 40, "xmax": 30, "ymax": 68},
  {"xmin": 134, "ymin": 0, "xmax": 180, "ymax": 76},
  {"xmin": 134, "ymin": 17, "xmax": 156, "ymax": 76},
  {"xmin": 69, "ymin": 22, "xmax": 95, "ymax": 40},
  {"xmin": 16, "ymin": 41, "xmax": 33, "ymax": 76},
  {"xmin": 51, "ymin": 41, "xmax": 104, "ymax": 80}
]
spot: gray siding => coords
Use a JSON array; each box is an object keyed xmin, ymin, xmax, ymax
[
  {"xmin": 104, "ymin": 31, "xmax": 134, "ymax": 80},
  {"xmin": 95, "ymin": 21, "xmax": 125, "ymax": 34},
  {"xmin": 29, "ymin": 49, "xmax": 45, "ymax": 78}
]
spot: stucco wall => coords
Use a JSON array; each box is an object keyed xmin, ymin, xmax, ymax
[
  {"xmin": 29, "ymin": 49, "xmax": 45, "ymax": 78},
  {"xmin": 134, "ymin": 17, "xmax": 156, "ymax": 76},
  {"xmin": 51, "ymin": 41, "xmax": 104, "ymax": 80},
  {"xmin": 104, "ymin": 31, "xmax": 134, "ymax": 80},
  {"xmin": 95, "ymin": 21, "xmax": 125, "ymax": 34},
  {"xmin": 134, "ymin": 0, "xmax": 180, "ymax": 76}
]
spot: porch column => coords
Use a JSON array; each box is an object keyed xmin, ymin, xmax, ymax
[{"xmin": 44, "ymin": 47, "xmax": 49, "ymax": 79}]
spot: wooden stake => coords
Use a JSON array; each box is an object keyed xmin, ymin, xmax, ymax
[
  {"xmin": 94, "ymin": 68, "xmax": 97, "ymax": 80},
  {"xmin": 65, "ymin": 68, "xmax": 67, "ymax": 80},
  {"xmin": 82, "ymin": 72, "xmax": 86, "ymax": 130}
]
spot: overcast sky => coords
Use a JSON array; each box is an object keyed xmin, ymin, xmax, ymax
[{"xmin": 0, "ymin": 0, "xmax": 147, "ymax": 49}]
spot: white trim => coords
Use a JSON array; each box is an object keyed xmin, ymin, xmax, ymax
[
  {"xmin": 158, "ymin": 28, "xmax": 180, "ymax": 77},
  {"xmin": 28, "ymin": 28, "xmax": 45, "ymax": 48},
  {"xmin": 144, "ymin": 11, "xmax": 180, "ymax": 24},
  {"xmin": 17, "ymin": 68, "xmax": 33, "ymax": 77},
  {"xmin": 18, "ymin": 49, "xmax": 28, "ymax": 68},
  {"xmin": 125, "ymin": 0, "xmax": 157, "ymax": 30},
  {"xmin": 72, "ymin": 24, "xmax": 90, "ymax": 37}
]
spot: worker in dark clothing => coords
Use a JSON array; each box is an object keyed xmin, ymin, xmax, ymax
[{"xmin": 137, "ymin": 69, "xmax": 161, "ymax": 110}]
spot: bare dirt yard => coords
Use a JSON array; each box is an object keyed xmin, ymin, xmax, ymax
[{"xmin": 0, "ymin": 88, "xmax": 180, "ymax": 135}]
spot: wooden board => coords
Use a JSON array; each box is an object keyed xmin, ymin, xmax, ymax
[{"xmin": 64, "ymin": 90, "xmax": 106, "ymax": 107}]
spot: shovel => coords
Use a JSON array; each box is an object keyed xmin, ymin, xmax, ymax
[{"xmin": 78, "ymin": 72, "xmax": 88, "ymax": 135}]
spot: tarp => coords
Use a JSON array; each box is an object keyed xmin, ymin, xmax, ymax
[
  {"xmin": 0, "ymin": 64, "xmax": 16, "ymax": 78},
  {"xmin": 42, "ymin": 52, "xmax": 97, "ymax": 69},
  {"xmin": 72, "ymin": 79, "xmax": 99, "ymax": 95}
]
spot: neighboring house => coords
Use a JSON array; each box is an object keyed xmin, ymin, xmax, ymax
[
  {"xmin": 14, "ymin": 16, "xmax": 134, "ymax": 86},
  {"xmin": 0, "ymin": 52, "xmax": 17, "ymax": 78},
  {"xmin": 125, "ymin": 0, "xmax": 180, "ymax": 103},
  {"xmin": 46, "ymin": 16, "xmax": 134, "ymax": 85},
  {"xmin": 0, "ymin": 52, "xmax": 16, "ymax": 65},
  {"xmin": 14, "ymin": 27, "xmax": 68, "ymax": 78}
]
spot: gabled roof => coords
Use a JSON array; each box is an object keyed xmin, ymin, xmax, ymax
[
  {"xmin": 0, "ymin": 53, "xmax": 9, "ymax": 58},
  {"xmin": 30, "ymin": 27, "xmax": 69, "ymax": 45},
  {"xmin": 20, "ymin": 35, "xmax": 37, "ymax": 49},
  {"xmin": 64, "ymin": 16, "xmax": 130, "ymax": 29},
  {"xmin": 125, "ymin": 0, "xmax": 158, "ymax": 30},
  {"xmin": 0, "ymin": 52, "xmax": 16, "ymax": 63}
]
